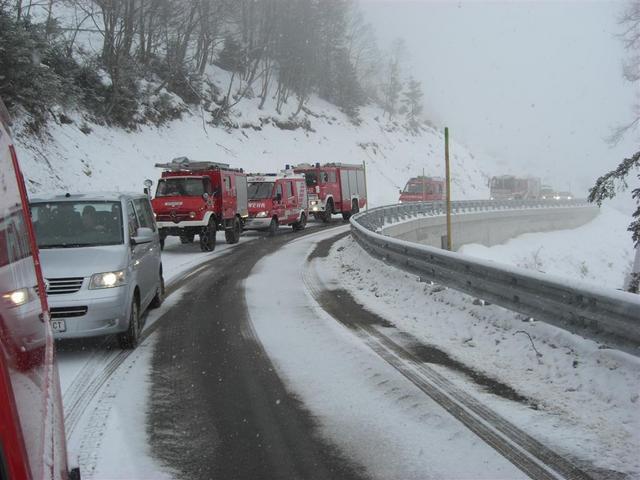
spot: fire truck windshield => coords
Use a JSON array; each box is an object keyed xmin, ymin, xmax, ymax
[
  {"xmin": 404, "ymin": 182, "xmax": 433, "ymax": 194},
  {"xmin": 304, "ymin": 172, "xmax": 318, "ymax": 187},
  {"xmin": 156, "ymin": 178, "xmax": 207, "ymax": 197},
  {"xmin": 248, "ymin": 182, "xmax": 275, "ymax": 200},
  {"xmin": 31, "ymin": 201, "xmax": 124, "ymax": 248}
]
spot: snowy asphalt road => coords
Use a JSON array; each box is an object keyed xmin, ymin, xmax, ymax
[
  {"xmin": 55, "ymin": 221, "xmax": 636, "ymax": 479},
  {"xmin": 147, "ymin": 224, "xmax": 366, "ymax": 480}
]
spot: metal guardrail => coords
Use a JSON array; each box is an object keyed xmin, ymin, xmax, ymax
[
  {"xmin": 350, "ymin": 200, "xmax": 640, "ymax": 353},
  {"xmin": 356, "ymin": 198, "xmax": 590, "ymax": 232}
]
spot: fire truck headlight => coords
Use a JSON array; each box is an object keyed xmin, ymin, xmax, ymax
[
  {"xmin": 189, "ymin": 211, "xmax": 196, "ymax": 218},
  {"xmin": 256, "ymin": 211, "xmax": 268, "ymax": 218},
  {"xmin": 3, "ymin": 288, "xmax": 29, "ymax": 307},
  {"xmin": 89, "ymin": 270, "xmax": 127, "ymax": 289}
]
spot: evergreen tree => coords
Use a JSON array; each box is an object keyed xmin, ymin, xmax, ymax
[{"xmin": 402, "ymin": 77, "xmax": 423, "ymax": 129}]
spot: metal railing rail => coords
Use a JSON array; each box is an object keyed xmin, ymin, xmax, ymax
[
  {"xmin": 350, "ymin": 200, "xmax": 640, "ymax": 352},
  {"xmin": 357, "ymin": 198, "xmax": 590, "ymax": 233}
]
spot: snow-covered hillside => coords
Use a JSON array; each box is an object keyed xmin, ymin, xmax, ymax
[{"xmin": 14, "ymin": 92, "xmax": 490, "ymax": 207}]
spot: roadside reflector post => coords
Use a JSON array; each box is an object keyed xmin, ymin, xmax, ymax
[
  {"xmin": 363, "ymin": 160, "xmax": 369, "ymax": 210},
  {"xmin": 445, "ymin": 127, "xmax": 452, "ymax": 251}
]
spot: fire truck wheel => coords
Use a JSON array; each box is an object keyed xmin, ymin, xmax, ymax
[
  {"xmin": 293, "ymin": 212, "xmax": 307, "ymax": 231},
  {"xmin": 268, "ymin": 217, "xmax": 279, "ymax": 236},
  {"xmin": 180, "ymin": 233, "xmax": 195, "ymax": 244},
  {"xmin": 225, "ymin": 217, "xmax": 241, "ymax": 244},
  {"xmin": 200, "ymin": 220, "xmax": 217, "ymax": 252},
  {"xmin": 118, "ymin": 298, "xmax": 140, "ymax": 349}
]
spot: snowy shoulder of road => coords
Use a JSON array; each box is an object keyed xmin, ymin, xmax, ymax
[
  {"xmin": 89, "ymin": 334, "xmax": 175, "ymax": 480},
  {"xmin": 245, "ymin": 227, "xmax": 528, "ymax": 480},
  {"xmin": 458, "ymin": 206, "xmax": 635, "ymax": 289},
  {"xmin": 321, "ymin": 233, "xmax": 640, "ymax": 478}
]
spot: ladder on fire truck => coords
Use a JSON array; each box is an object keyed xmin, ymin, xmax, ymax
[{"xmin": 155, "ymin": 157, "xmax": 232, "ymax": 171}]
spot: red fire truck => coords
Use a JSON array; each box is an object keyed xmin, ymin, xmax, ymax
[
  {"xmin": 292, "ymin": 162, "xmax": 367, "ymax": 221},
  {"xmin": 245, "ymin": 170, "xmax": 308, "ymax": 234},
  {"xmin": 490, "ymin": 175, "xmax": 541, "ymax": 200},
  {"xmin": 0, "ymin": 99, "xmax": 78, "ymax": 479},
  {"xmin": 399, "ymin": 176, "xmax": 445, "ymax": 202},
  {"xmin": 151, "ymin": 158, "xmax": 248, "ymax": 251}
]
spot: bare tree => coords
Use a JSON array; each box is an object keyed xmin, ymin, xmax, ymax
[{"xmin": 608, "ymin": 0, "xmax": 640, "ymax": 144}]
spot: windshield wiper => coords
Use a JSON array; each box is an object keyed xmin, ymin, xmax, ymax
[{"xmin": 39, "ymin": 243, "xmax": 92, "ymax": 249}]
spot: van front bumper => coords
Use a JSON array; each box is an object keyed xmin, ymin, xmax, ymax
[{"xmin": 48, "ymin": 286, "xmax": 130, "ymax": 339}]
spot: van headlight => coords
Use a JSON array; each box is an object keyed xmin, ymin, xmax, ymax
[
  {"xmin": 256, "ymin": 211, "xmax": 268, "ymax": 218},
  {"xmin": 2, "ymin": 288, "xmax": 30, "ymax": 307},
  {"xmin": 89, "ymin": 270, "xmax": 127, "ymax": 289}
]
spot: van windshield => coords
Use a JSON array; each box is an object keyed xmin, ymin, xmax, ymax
[
  {"xmin": 156, "ymin": 178, "xmax": 206, "ymax": 197},
  {"xmin": 31, "ymin": 201, "xmax": 124, "ymax": 248},
  {"xmin": 248, "ymin": 182, "xmax": 275, "ymax": 200}
]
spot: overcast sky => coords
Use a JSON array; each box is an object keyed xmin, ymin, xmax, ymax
[{"xmin": 361, "ymin": 0, "xmax": 638, "ymax": 195}]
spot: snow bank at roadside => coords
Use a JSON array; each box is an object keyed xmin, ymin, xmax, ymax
[
  {"xmin": 458, "ymin": 206, "xmax": 635, "ymax": 289},
  {"xmin": 324, "ymin": 235, "xmax": 640, "ymax": 477},
  {"xmin": 14, "ymin": 82, "xmax": 491, "ymax": 207}
]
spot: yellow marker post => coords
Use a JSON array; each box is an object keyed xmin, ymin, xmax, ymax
[
  {"xmin": 362, "ymin": 160, "xmax": 369, "ymax": 210},
  {"xmin": 445, "ymin": 127, "xmax": 452, "ymax": 250}
]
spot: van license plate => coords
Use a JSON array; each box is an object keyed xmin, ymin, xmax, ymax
[{"xmin": 51, "ymin": 320, "xmax": 66, "ymax": 333}]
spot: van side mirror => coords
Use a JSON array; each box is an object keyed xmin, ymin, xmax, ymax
[{"xmin": 131, "ymin": 227, "xmax": 154, "ymax": 246}]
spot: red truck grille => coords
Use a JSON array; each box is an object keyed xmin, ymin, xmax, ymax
[{"xmin": 156, "ymin": 212, "xmax": 191, "ymax": 223}]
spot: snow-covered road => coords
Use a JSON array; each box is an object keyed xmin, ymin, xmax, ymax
[{"xmin": 53, "ymin": 219, "xmax": 639, "ymax": 479}]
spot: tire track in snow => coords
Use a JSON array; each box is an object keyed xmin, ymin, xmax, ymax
[{"xmin": 304, "ymin": 236, "xmax": 594, "ymax": 480}]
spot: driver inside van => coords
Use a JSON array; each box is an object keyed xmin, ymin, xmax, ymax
[{"xmin": 82, "ymin": 205, "xmax": 105, "ymax": 232}]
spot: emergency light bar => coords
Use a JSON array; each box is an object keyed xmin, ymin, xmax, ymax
[{"xmin": 155, "ymin": 157, "xmax": 231, "ymax": 171}]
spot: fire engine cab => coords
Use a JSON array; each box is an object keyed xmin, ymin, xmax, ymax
[
  {"xmin": 399, "ymin": 176, "xmax": 445, "ymax": 202},
  {"xmin": 0, "ymin": 98, "xmax": 78, "ymax": 479},
  {"xmin": 293, "ymin": 162, "xmax": 366, "ymax": 221},
  {"xmin": 245, "ymin": 170, "xmax": 308, "ymax": 234},
  {"xmin": 151, "ymin": 158, "xmax": 248, "ymax": 251}
]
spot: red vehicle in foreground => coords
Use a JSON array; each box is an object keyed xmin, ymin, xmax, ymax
[
  {"xmin": 399, "ymin": 176, "xmax": 445, "ymax": 202},
  {"xmin": 245, "ymin": 170, "xmax": 308, "ymax": 234},
  {"xmin": 151, "ymin": 158, "xmax": 248, "ymax": 251},
  {"xmin": 0, "ymin": 99, "xmax": 78, "ymax": 479},
  {"xmin": 293, "ymin": 162, "xmax": 367, "ymax": 221}
]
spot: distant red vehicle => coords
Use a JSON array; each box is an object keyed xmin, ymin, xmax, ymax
[
  {"xmin": 399, "ymin": 176, "xmax": 445, "ymax": 202},
  {"xmin": 151, "ymin": 158, "xmax": 248, "ymax": 251},
  {"xmin": 0, "ymin": 98, "xmax": 78, "ymax": 479},
  {"xmin": 490, "ymin": 175, "xmax": 541, "ymax": 200},
  {"xmin": 245, "ymin": 171, "xmax": 308, "ymax": 234},
  {"xmin": 293, "ymin": 162, "xmax": 367, "ymax": 221}
]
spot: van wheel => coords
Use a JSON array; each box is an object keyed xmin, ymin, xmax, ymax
[
  {"xmin": 225, "ymin": 217, "xmax": 241, "ymax": 244},
  {"xmin": 200, "ymin": 219, "xmax": 216, "ymax": 251},
  {"xmin": 118, "ymin": 299, "xmax": 139, "ymax": 349},
  {"xmin": 268, "ymin": 217, "xmax": 278, "ymax": 236},
  {"xmin": 180, "ymin": 233, "xmax": 195, "ymax": 244},
  {"xmin": 149, "ymin": 270, "xmax": 165, "ymax": 309},
  {"xmin": 293, "ymin": 212, "xmax": 307, "ymax": 231}
]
